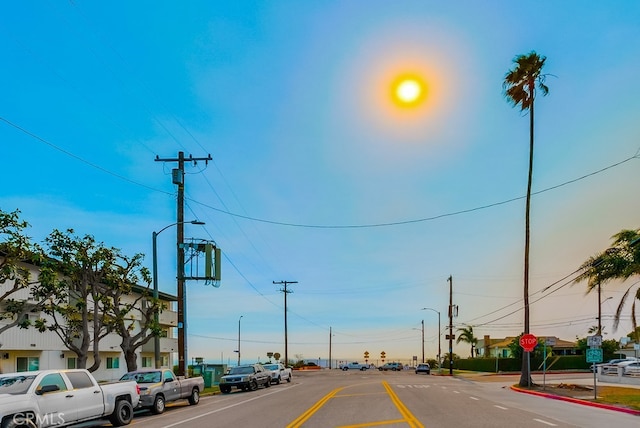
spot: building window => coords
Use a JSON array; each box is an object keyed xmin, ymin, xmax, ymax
[
  {"xmin": 161, "ymin": 356, "xmax": 169, "ymax": 367},
  {"xmin": 17, "ymin": 357, "xmax": 39, "ymax": 372},
  {"xmin": 106, "ymin": 357, "xmax": 120, "ymax": 369},
  {"xmin": 67, "ymin": 357, "xmax": 77, "ymax": 369},
  {"xmin": 142, "ymin": 357, "xmax": 152, "ymax": 368}
]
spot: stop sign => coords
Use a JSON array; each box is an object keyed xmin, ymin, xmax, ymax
[{"xmin": 520, "ymin": 334, "xmax": 538, "ymax": 352}]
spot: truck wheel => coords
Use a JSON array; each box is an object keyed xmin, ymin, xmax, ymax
[
  {"xmin": 220, "ymin": 386, "xmax": 231, "ymax": 394},
  {"xmin": 250, "ymin": 380, "xmax": 258, "ymax": 391},
  {"xmin": 286, "ymin": 373, "xmax": 292, "ymax": 382},
  {"xmin": 109, "ymin": 399, "xmax": 134, "ymax": 426},
  {"xmin": 264, "ymin": 378, "xmax": 271, "ymax": 388},
  {"xmin": 275, "ymin": 376, "xmax": 281, "ymax": 385},
  {"xmin": 151, "ymin": 394, "xmax": 165, "ymax": 414},
  {"xmin": 188, "ymin": 388, "xmax": 200, "ymax": 405},
  {"xmin": 2, "ymin": 416, "xmax": 38, "ymax": 428}
]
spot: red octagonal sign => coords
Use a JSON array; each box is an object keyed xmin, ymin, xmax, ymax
[{"xmin": 520, "ymin": 333, "xmax": 538, "ymax": 352}]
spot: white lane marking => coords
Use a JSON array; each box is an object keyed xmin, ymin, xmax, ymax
[
  {"xmin": 159, "ymin": 385, "xmax": 299, "ymax": 428},
  {"xmin": 494, "ymin": 405, "xmax": 508, "ymax": 410},
  {"xmin": 533, "ymin": 418, "xmax": 557, "ymax": 426},
  {"xmin": 469, "ymin": 396, "xmax": 479, "ymax": 400},
  {"xmin": 453, "ymin": 390, "xmax": 460, "ymax": 394}
]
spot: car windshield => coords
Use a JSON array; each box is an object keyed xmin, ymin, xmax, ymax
[
  {"xmin": 120, "ymin": 371, "xmax": 162, "ymax": 383},
  {"xmin": 263, "ymin": 364, "xmax": 278, "ymax": 370},
  {"xmin": 229, "ymin": 366, "xmax": 256, "ymax": 375},
  {"xmin": 0, "ymin": 374, "xmax": 36, "ymax": 395}
]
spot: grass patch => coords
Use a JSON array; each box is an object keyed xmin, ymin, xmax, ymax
[{"xmin": 595, "ymin": 386, "xmax": 640, "ymax": 410}]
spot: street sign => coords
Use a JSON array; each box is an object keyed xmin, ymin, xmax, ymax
[
  {"xmin": 543, "ymin": 337, "xmax": 556, "ymax": 346},
  {"xmin": 587, "ymin": 335, "xmax": 602, "ymax": 347},
  {"xmin": 519, "ymin": 334, "xmax": 538, "ymax": 352},
  {"xmin": 586, "ymin": 348, "xmax": 603, "ymax": 363}
]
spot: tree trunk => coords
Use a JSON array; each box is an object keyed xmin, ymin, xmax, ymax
[
  {"xmin": 120, "ymin": 336, "xmax": 139, "ymax": 372},
  {"xmin": 519, "ymin": 82, "xmax": 535, "ymax": 387}
]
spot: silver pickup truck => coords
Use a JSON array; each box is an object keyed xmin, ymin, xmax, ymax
[
  {"xmin": 120, "ymin": 369, "xmax": 204, "ymax": 414},
  {"xmin": 0, "ymin": 369, "xmax": 139, "ymax": 427}
]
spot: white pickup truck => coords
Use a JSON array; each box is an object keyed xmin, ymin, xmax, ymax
[
  {"xmin": 120, "ymin": 369, "xmax": 204, "ymax": 414},
  {"xmin": 0, "ymin": 369, "xmax": 140, "ymax": 428},
  {"xmin": 340, "ymin": 362, "xmax": 369, "ymax": 371},
  {"xmin": 262, "ymin": 363, "xmax": 292, "ymax": 384}
]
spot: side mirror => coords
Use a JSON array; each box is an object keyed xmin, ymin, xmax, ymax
[{"xmin": 36, "ymin": 384, "xmax": 60, "ymax": 395}]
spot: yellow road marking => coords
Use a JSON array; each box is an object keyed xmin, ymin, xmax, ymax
[
  {"xmin": 286, "ymin": 386, "xmax": 345, "ymax": 428},
  {"xmin": 382, "ymin": 381, "xmax": 425, "ymax": 428},
  {"xmin": 287, "ymin": 381, "xmax": 424, "ymax": 428}
]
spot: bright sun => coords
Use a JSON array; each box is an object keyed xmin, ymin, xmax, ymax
[{"xmin": 392, "ymin": 76, "xmax": 426, "ymax": 107}]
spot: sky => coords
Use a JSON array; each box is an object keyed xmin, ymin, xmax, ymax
[{"xmin": 1, "ymin": 1, "xmax": 639, "ymax": 366}]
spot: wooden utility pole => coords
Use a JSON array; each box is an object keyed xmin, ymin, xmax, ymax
[
  {"xmin": 273, "ymin": 280, "xmax": 297, "ymax": 366},
  {"xmin": 155, "ymin": 151, "xmax": 211, "ymax": 376},
  {"xmin": 448, "ymin": 275, "xmax": 454, "ymax": 375}
]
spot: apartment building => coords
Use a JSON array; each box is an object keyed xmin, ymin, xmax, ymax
[{"xmin": 0, "ymin": 258, "xmax": 177, "ymax": 381}]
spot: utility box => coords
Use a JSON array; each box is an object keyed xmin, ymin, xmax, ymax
[{"xmin": 192, "ymin": 363, "xmax": 227, "ymax": 387}]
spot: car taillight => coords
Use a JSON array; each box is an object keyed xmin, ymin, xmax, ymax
[{"xmin": 136, "ymin": 385, "xmax": 141, "ymax": 395}]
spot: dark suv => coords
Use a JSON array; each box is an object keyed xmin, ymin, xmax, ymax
[{"xmin": 378, "ymin": 362, "xmax": 403, "ymax": 371}]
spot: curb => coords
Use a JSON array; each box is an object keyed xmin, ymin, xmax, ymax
[{"xmin": 510, "ymin": 385, "xmax": 640, "ymax": 416}]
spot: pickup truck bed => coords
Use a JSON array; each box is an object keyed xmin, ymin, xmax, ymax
[{"xmin": 120, "ymin": 369, "xmax": 204, "ymax": 415}]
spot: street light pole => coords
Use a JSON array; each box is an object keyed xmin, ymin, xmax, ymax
[
  {"xmin": 421, "ymin": 307, "xmax": 441, "ymax": 372},
  {"xmin": 421, "ymin": 320, "xmax": 425, "ymax": 364},
  {"xmin": 152, "ymin": 220, "xmax": 204, "ymax": 370},
  {"xmin": 237, "ymin": 315, "xmax": 243, "ymax": 365}
]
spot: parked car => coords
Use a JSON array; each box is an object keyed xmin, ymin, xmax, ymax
[
  {"xmin": 378, "ymin": 362, "xmax": 403, "ymax": 371},
  {"xmin": 219, "ymin": 364, "xmax": 271, "ymax": 393},
  {"xmin": 120, "ymin": 369, "xmax": 204, "ymax": 415},
  {"xmin": 622, "ymin": 361, "xmax": 640, "ymax": 375},
  {"xmin": 415, "ymin": 363, "xmax": 431, "ymax": 375},
  {"xmin": 340, "ymin": 362, "xmax": 369, "ymax": 371},
  {"xmin": 601, "ymin": 358, "xmax": 639, "ymax": 375},
  {"xmin": 0, "ymin": 369, "xmax": 140, "ymax": 427},
  {"xmin": 262, "ymin": 363, "xmax": 292, "ymax": 384}
]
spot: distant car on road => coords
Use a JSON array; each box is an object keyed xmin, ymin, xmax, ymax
[
  {"xmin": 415, "ymin": 363, "xmax": 431, "ymax": 375},
  {"xmin": 340, "ymin": 362, "xmax": 368, "ymax": 371},
  {"xmin": 379, "ymin": 362, "xmax": 403, "ymax": 371},
  {"xmin": 601, "ymin": 358, "xmax": 639, "ymax": 375}
]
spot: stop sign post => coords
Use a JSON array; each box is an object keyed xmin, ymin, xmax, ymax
[{"xmin": 520, "ymin": 333, "xmax": 537, "ymax": 352}]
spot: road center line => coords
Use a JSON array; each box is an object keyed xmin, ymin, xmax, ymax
[{"xmin": 494, "ymin": 405, "xmax": 508, "ymax": 410}]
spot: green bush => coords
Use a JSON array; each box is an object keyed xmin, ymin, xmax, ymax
[{"xmin": 454, "ymin": 355, "xmax": 591, "ymax": 372}]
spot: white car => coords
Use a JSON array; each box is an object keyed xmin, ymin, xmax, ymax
[
  {"xmin": 601, "ymin": 358, "xmax": 638, "ymax": 374},
  {"xmin": 620, "ymin": 361, "xmax": 640, "ymax": 375}
]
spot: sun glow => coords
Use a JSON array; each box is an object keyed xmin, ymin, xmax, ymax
[{"xmin": 392, "ymin": 75, "xmax": 426, "ymax": 107}]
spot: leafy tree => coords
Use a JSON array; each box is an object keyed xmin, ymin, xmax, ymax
[
  {"xmin": 456, "ymin": 325, "xmax": 478, "ymax": 357},
  {"xmin": 32, "ymin": 229, "xmax": 139, "ymax": 372},
  {"xmin": 503, "ymin": 51, "xmax": 550, "ymax": 387},
  {"xmin": 102, "ymin": 252, "xmax": 157, "ymax": 372},
  {"xmin": 0, "ymin": 209, "xmax": 50, "ymax": 335},
  {"xmin": 574, "ymin": 228, "xmax": 640, "ymax": 341}
]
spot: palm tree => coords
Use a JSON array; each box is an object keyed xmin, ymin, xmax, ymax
[
  {"xmin": 456, "ymin": 325, "xmax": 478, "ymax": 358},
  {"xmin": 574, "ymin": 229, "xmax": 640, "ymax": 341},
  {"xmin": 503, "ymin": 51, "xmax": 550, "ymax": 387}
]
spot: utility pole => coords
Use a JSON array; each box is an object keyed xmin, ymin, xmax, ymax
[
  {"xmin": 421, "ymin": 320, "xmax": 425, "ymax": 364},
  {"xmin": 329, "ymin": 327, "xmax": 332, "ymax": 369},
  {"xmin": 274, "ymin": 280, "xmax": 297, "ymax": 366},
  {"xmin": 448, "ymin": 275, "xmax": 454, "ymax": 375},
  {"xmin": 155, "ymin": 151, "xmax": 211, "ymax": 376}
]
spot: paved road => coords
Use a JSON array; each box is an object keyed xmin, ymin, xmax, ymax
[{"xmin": 88, "ymin": 370, "xmax": 639, "ymax": 427}]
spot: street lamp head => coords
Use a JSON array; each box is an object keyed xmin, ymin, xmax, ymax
[{"xmin": 190, "ymin": 220, "xmax": 206, "ymax": 225}]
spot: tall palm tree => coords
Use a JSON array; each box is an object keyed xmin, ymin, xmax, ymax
[
  {"xmin": 574, "ymin": 229, "xmax": 640, "ymax": 341},
  {"xmin": 503, "ymin": 51, "xmax": 550, "ymax": 387},
  {"xmin": 456, "ymin": 325, "xmax": 478, "ymax": 358}
]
